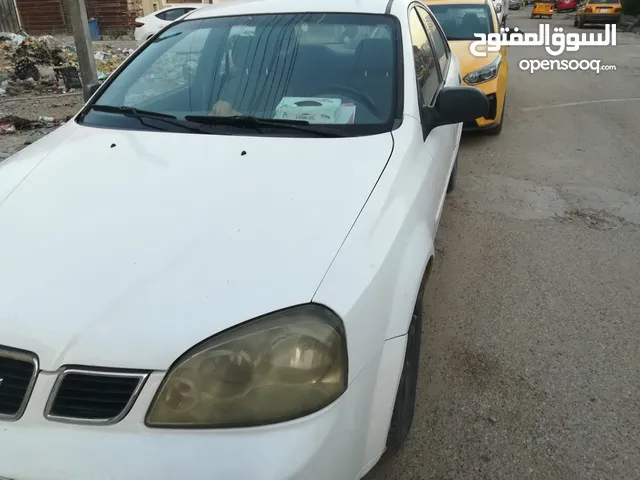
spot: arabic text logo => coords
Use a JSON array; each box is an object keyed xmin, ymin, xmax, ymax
[{"xmin": 469, "ymin": 24, "xmax": 617, "ymax": 58}]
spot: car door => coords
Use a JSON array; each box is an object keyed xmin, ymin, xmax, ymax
[{"xmin": 408, "ymin": 5, "xmax": 459, "ymax": 227}]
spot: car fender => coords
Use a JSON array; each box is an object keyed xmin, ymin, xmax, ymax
[
  {"xmin": 385, "ymin": 223, "xmax": 434, "ymax": 339},
  {"xmin": 314, "ymin": 119, "xmax": 438, "ymax": 380}
]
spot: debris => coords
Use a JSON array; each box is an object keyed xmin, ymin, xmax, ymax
[
  {"xmin": 0, "ymin": 114, "xmax": 70, "ymax": 134},
  {"xmin": 0, "ymin": 32, "xmax": 26, "ymax": 45},
  {"xmin": 54, "ymin": 66, "xmax": 82, "ymax": 90},
  {"xmin": 37, "ymin": 115, "xmax": 66, "ymax": 126},
  {"xmin": 0, "ymin": 31, "xmax": 133, "ymax": 97},
  {"xmin": 14, "ymin": 58, "xmax": 40, "ymax": 81},
  {"xmin": 0, "ymin": 115, "xmax": 37, "ymax": 133},
  {"xmin": 94, "ymin": 51, "xmax": 111, "ymax": 61}
]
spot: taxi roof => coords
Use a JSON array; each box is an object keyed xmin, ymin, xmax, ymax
[{"xmin": 187, "ymin": 0, "xmax": 394, "ymax": 19}]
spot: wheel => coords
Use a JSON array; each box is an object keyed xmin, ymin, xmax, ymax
[
  {"xmin": 447, "ymin": 153, "xmax": 458, "ymax": 194},
  {"xmin": 578, "ymin": 15, "xmax": 585, "ymax": 27},
  {"xmin": 385, "ymin": 300, "xmax": 423, "ymax": 456},
  {"xmin": 574, "ymin": 16, "xmax": 578, "ymax": 26},
  {"xmin": 531, "ymin": 13, "xmax": 535, "ymax": 18},
  {"xmin": 487, "ymin": 94, "xmax": 506, "ymax": 136}
]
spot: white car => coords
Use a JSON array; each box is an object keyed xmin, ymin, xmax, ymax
[
  {"xmin": 0, "ymin": 0, "xmax": 488, "ymax": 478},
  {"xmin": 134, "ymin": 3, "xmax": 206, "ymax": 45}
]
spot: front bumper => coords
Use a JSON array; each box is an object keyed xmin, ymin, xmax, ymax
[
  {"xmin": 582, "ymin": 13, "xmax": 621, "ymax": 22},
  {"xmin": 0, "ymin": 337, "xmax": 406, "ymax": 480}
]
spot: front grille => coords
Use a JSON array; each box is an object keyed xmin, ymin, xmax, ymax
[
  {"xmin": 0, "ymin": 346, "xmax": 38, "ymax": 421},
  {"xmin": 45, "ymin": 369, "xmax": 148, "ymax": 424}
]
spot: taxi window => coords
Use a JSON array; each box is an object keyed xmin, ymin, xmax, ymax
[{"xmin": 428, "ymin": 4, "xmax": 495, "ymax": 40}]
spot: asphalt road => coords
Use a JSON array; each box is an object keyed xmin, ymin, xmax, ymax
[{"xmin": 367, "ymin": 8, "xmax": 640, "ymax": 480}]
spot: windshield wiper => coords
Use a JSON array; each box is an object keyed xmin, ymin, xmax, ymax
[
  {"xmin": 88, "ymin": 104, "xmax": 206, "ymax": 133},
  {"xmin": 89, "ymin": 104, "xmax": 177, "ymax": 119},
  {"xmin": 184, "ymin": 115, "xmax": 344, "ymax": 137}
]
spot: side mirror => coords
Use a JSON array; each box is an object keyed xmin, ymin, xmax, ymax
[
  {"xmin": 429, "ymin": 86, "xmax": 489, "ymax": 126},
  {"xmin": 84, "ymin": 82, "xmax": 100, "ymax": 101}
]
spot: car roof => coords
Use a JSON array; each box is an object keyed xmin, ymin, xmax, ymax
[
  {"xmin": 187, "ymin": 0, "xmax": 393, "ymax": 19},
  {"xmin": 425, "ymin": 0, "xmax": 488, "ymax": 5},
  {"xmin": 164, "ymin": 3, "xmax": 207, "ymax": 9}
]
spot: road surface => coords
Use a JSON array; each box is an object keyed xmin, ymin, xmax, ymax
[{"xmin": 367, "ymin": 7, "xmax": 640, "ymax": 480}]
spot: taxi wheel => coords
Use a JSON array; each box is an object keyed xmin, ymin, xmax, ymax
[
  {"xmin": 574, "ymin": 16, "xmax": 578, "ymax": 26},
  {"xmin": 385, "ymin": 300, "xmax": 423, "ymax": 456},
  {"xmin": 578, "ymin": 15, "xmax": 586, "ymax": 27}
]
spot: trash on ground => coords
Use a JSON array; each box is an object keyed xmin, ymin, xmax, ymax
[
  {"xmin": 0, "ymin": 114, "xmax": 69, "ymax": 134},
  {"xmin": 0, "ymin": 31, "xmax": 134, "ymax": 97}
]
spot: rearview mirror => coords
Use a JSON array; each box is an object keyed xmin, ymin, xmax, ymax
[{"xmin": 430, "ymin": 86, "xmax": 489, "ymax": 126}]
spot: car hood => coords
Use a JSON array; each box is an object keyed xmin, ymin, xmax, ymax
[
  {"xmin": 449, "ymin": 41, "xmax": 500, "ymax": 78},
  {"xmin": 0, "ymin": 123, "xmax": 393, "ymax": 371}
]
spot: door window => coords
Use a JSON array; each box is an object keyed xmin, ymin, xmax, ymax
[
  {"xmin": 416, "ymin": 7, "xmax": 449, "ymax": 75},
  {"xmin": 161, "ymin": 8, "xmax": 190, "ymax": 21},
  {"xmin": 408, "ymin": 8, "xmax": 440, "ymax": 106}
]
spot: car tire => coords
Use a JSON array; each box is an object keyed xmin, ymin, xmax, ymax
[
  {"xmin": 447, "ymin": 153, "xmax": 458, "ymax": 194},
  {"xmin": 578, "ymin": 15, "xmax": 585, "ymax": 27},
  {"xmin": 574, "ymin": 16, "xmax": 579, "ymax": 26},
  {"xmin": 384, "ymin": 299, "xmax": 424, "ymax": 457}
]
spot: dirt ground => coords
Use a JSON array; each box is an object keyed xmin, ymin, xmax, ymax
[{"xmin": 0, "ymin": 93, "xmax": 84, "ymax": 161}]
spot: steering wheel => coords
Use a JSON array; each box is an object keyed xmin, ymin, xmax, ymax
[{"xmin": 307, "ymin": 85, "xmax": 381, "ymax": 119}]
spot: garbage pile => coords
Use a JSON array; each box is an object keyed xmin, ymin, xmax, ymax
[
  {"xmin": 0, "ymin": 114, "xmax": 68, "ymax": 134},
  {"xmin": 0, "ymin": 32, "xmax": 134, "ymax": 97}
]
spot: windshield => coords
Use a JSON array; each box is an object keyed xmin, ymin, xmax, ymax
[
  {"xmin": 428, "ymin": 4, "xmax": 495, "ymax": 40},
  {"xmin": 81, "ymin": 13, "xmax": 399, "ymax": 136}
]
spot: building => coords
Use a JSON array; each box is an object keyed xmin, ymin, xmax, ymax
[{"xmin": 15, "ymin": 0, "xmax": 144, "ymax": 35}]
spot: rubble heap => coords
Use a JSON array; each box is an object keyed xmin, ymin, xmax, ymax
[{"xmin": 0, "ymin": 32, "xmax": 134, "ymax": 97}]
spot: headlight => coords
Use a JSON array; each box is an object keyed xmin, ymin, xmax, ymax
[
  {"xmin": 464, "ymin": 55, "xmax": 501, "ymax": 85},
  {"xmin": 146, "ymin": 304, "xmax": 348, "ymax": 428}
]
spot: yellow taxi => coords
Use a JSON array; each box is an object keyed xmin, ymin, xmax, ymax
[
  {"xmin": 427, "ymin": 0, "xmax": 509, "ymax": 134},
  {"xmin": 574, "ymin": 0, "xmax": 622, "ymax": 27}
]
